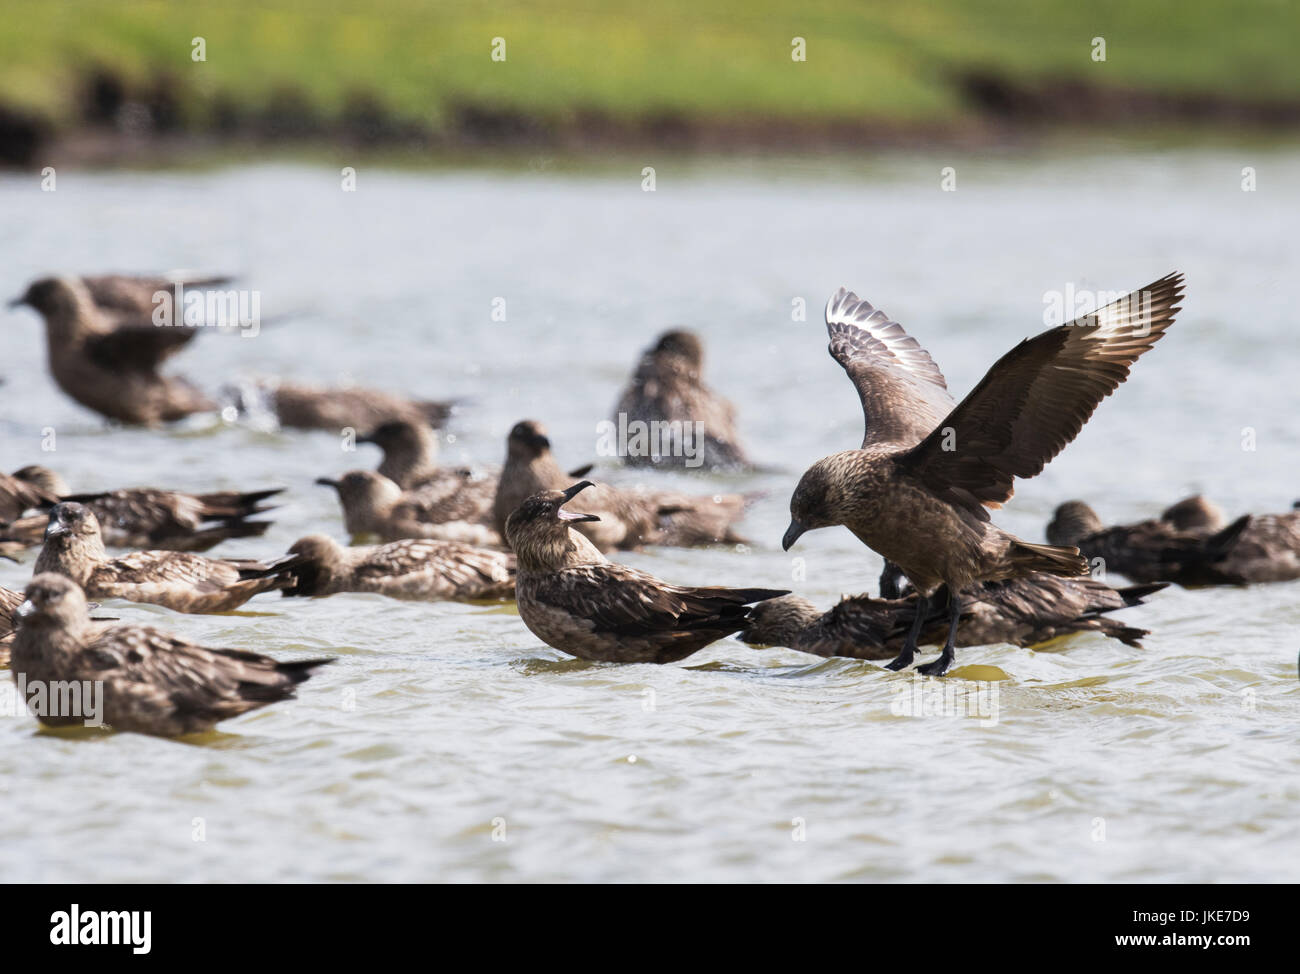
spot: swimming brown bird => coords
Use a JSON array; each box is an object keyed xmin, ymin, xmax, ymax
[
  {"xmin": 493, "ymin": 419, "xmax": 751, "ymax": 551},
  {"xmin": 1050, "ymin": 497, "xmax": 1297, "ymax": 585},
  {"xmin": 316, "ymin": 470, "xmax": 501, "ymax": 546},
  {"xmin": 1, "ymin": 466, "xmax": 281, "ymax": 552},
  {"xmin": 355, "ymin": 416, "xmax": 593, "ymax": 494},
  {"xmin": 356, "ymin": 418, "xmax": 452, "ymax": 488},
  {"xmin": 784, "ymin": 273, "xmax": 1184, "ymax": 675},
  {"xmin": 741, "ymin": 575, "xmax": 1166, "ymax": 659},
  {"xmin": 282, "ymin": 533, "xmax": 515, "ymax": 602},
  {"xmin": 1162, "ymin": 496, "xmax": 1300, "ymax": 583},
  {"xmin": 226, "ymin": 377, "xmax": 456, "ymax": 432},
  {"xmin": 506, "ymin": 482, "xmax": 788, "ymax": 663},
  {"xmin": 611, "ymin": 329, "xmax": 751, "ymax": 470},
  {"xmin": 10, "ymin": 573, "xmax": 331, "ymax": 736},
  {"xmin": 34, "ymin": 502, "xmax": 303, "ymax": 613},
  {"xmin": 8, "ymin": 276, "xmax": 216, "ymax": 424}
]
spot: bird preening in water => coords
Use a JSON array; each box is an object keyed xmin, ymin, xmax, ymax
[
  {"xmin": 784, "ymin": 273, "xmax": 1184, "ymax": 676},
  {"xmin": 505, "ymin": 481, "xmax": 788, "ymax": 663}
]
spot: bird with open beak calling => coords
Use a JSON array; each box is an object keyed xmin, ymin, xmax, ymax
[{"xmin": 505, "ymin": 481, "xmax": 787, "ymax": 663}]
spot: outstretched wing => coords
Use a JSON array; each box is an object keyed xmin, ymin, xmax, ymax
[
  {"xmin": 81, "ymin": 273, "xmax": 236, "ymax": 316},
  {"xmin": 824, "ymin": 287, "xmax": 955, "ymax": 451},
  {"xmin": 83, "ymin": 323, "xmax": 202, "ymax": 372},
  {"xmin": 898, "ymin": 272, "xmax": 1184, "ymax": 518}
]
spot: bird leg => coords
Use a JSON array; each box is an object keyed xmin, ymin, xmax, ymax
[
  {"xmin": 917, "ymin": 591, "xmax": 960, "ymax": 676},
  {"xmin": 884, "ymin": 593, "xmax": 927, "ymax": 671},
  {"xmin": 878, "ymin": 560, "xmax": 903, "ymax": 600}
]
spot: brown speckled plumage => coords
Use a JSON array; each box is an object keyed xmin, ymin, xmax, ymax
[
  {"xmin": 493, "ymin": 420, "xmax": 751, "ymax": 552},
  {"xmin": 785, "ymin": 274, "xmax": 1184, "ymax": 675},
  {"xmin": 741, "ymin": 575, "xmax": 1165, "ymax": 658},
  {"xmin": 1, "ymin": 466, "xmax": 281, "ymax": 551},
  {"xmin": 11, "ymin": 574, "xmax": 331, "ymax": 736},
  {"xmin": 0, "ymin": 470, "xmax": 57, "ymax": 522},
  {"xmin": 505, "ymin": 483, "xmax": 787, "ymax": 663},
  {"xmin": 612, "ymin": 329, "xmax": 751, "ymax": 470},
  {"xmin": 34, "ymin": 503, "xmax": 303, "ymax": 613},
  {"xmin": 283, "ymin": 533, "xmax": 514, "ymax": 601},
  {"xmin": 317, "ymin": 470, "xmax": 500, "ymax": 546},
  {"xmin": 9, "ymin": 276, "xmax": 217, "ymax": 424},
  {"xmin": 0, "ymin": 584, "xmax": 23, "ymax": 666}
]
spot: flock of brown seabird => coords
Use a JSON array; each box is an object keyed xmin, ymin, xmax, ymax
[{"xmin": 3, "ymin": 270, "xmax": 1298, "ymax": 735}]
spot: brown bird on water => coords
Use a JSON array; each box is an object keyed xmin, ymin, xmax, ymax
[
  {"xmin": 493, "ymin": 419, "xmax": 751, "ymax": 552},
  {"xmin": 1049, "ymin": 495, "xmax": 1296, "ymax": 585},
  {"xmin": 35, "ymin": 502, "xmax": 303, "ymax": 613},
  {"xmin": 784, "ymin": 273, "xmax": 1184, "ymax": 676},
  {"xmin": 1, "ymin": 465, "xmax": 280, "ymax": 552},
  {"xmin": 11, "ymin": 573, "xmax": 331, "ymax": 737},
  {"xmin": 1161, "ymin": 496, "xmax": 1300, "ymax": 583},
  {"xmin": 612, "ymin": 329, "xmax": 751, "ymax": 471},
  {"xmin": 741, "ymin": 575, "xmax": 1167, "ymax": 659},
  {"xmin": 225, "ymin": 377, "xmax": 456, "ymax": 432},
  {"xmin": 506, "ymin": 482, "xmax": 788, "ymax": 663},
  {"xmin": 316, "ymin": 470, "xmax": 501, "ymax": 546},
  {"xmin": 355, "ymin": 417, "xmax": 593, "ymax": 492},
  {"xmin": 283, "ymin": 533, "xmax": 515, "ymax": 602},
  {"xmin": 8, "ymin": 276, "xmax": 221, "ymax": 424},
  {"xmin": 356, "ymin": 418, "xmax": 455, "ymax": 489}
]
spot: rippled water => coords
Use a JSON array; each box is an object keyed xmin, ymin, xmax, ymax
[{"xmin": 0, "ymin": 147, "xmax": 1296, "ymax": 882}]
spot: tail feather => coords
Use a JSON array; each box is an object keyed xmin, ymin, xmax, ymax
[
  {"xmin": 1206, "ymin": 514, "xmax": 1250, "ymax": 557},
  {"xmin": 1009, "ymin": 540, "xmax": 1089, "ymax": 578},
  {"xmin": 1114, "ymin": 581, "xmax": 1170, "ymax": 606}
]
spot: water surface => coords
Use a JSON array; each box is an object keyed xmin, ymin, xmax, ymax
[{"xmin": 0, "ymin": 147, "xmax": 1296, "ymax": 882}]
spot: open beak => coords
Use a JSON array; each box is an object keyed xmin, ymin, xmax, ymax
[
  {"xmin": 558, "ymin": 480, "xmax": 601, "ymax": 522},
  {"xmin": 315, "ymin": 477, "xmax": 341, "ymax": 490},
  {"xmin": 781, "ymin": 519, "xmax": 806, "ymax": 551}
]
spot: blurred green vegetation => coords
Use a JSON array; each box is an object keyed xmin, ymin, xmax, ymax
[{"xmin": 0, "ymin": 0, "xmax": 1295, "ymax": 127}]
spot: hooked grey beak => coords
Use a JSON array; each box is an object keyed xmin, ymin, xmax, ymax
[
  {"xmin": 562, "ymin": 480, "xmax": 595, "ymax": 501},
  {"xmin": 781, "ymin": 519, "xmax": 806, "ymax": 551},
  {"xmin": 44, "ymin": 520, "xmax": 68, "ymax": 540},
  {"xmin": 559, "ymin": 480, "xmax": 600, "ymax": 522},
  {"xmin": 315, "ymin": 477, "xmax": 341, "ymax": 489}
]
